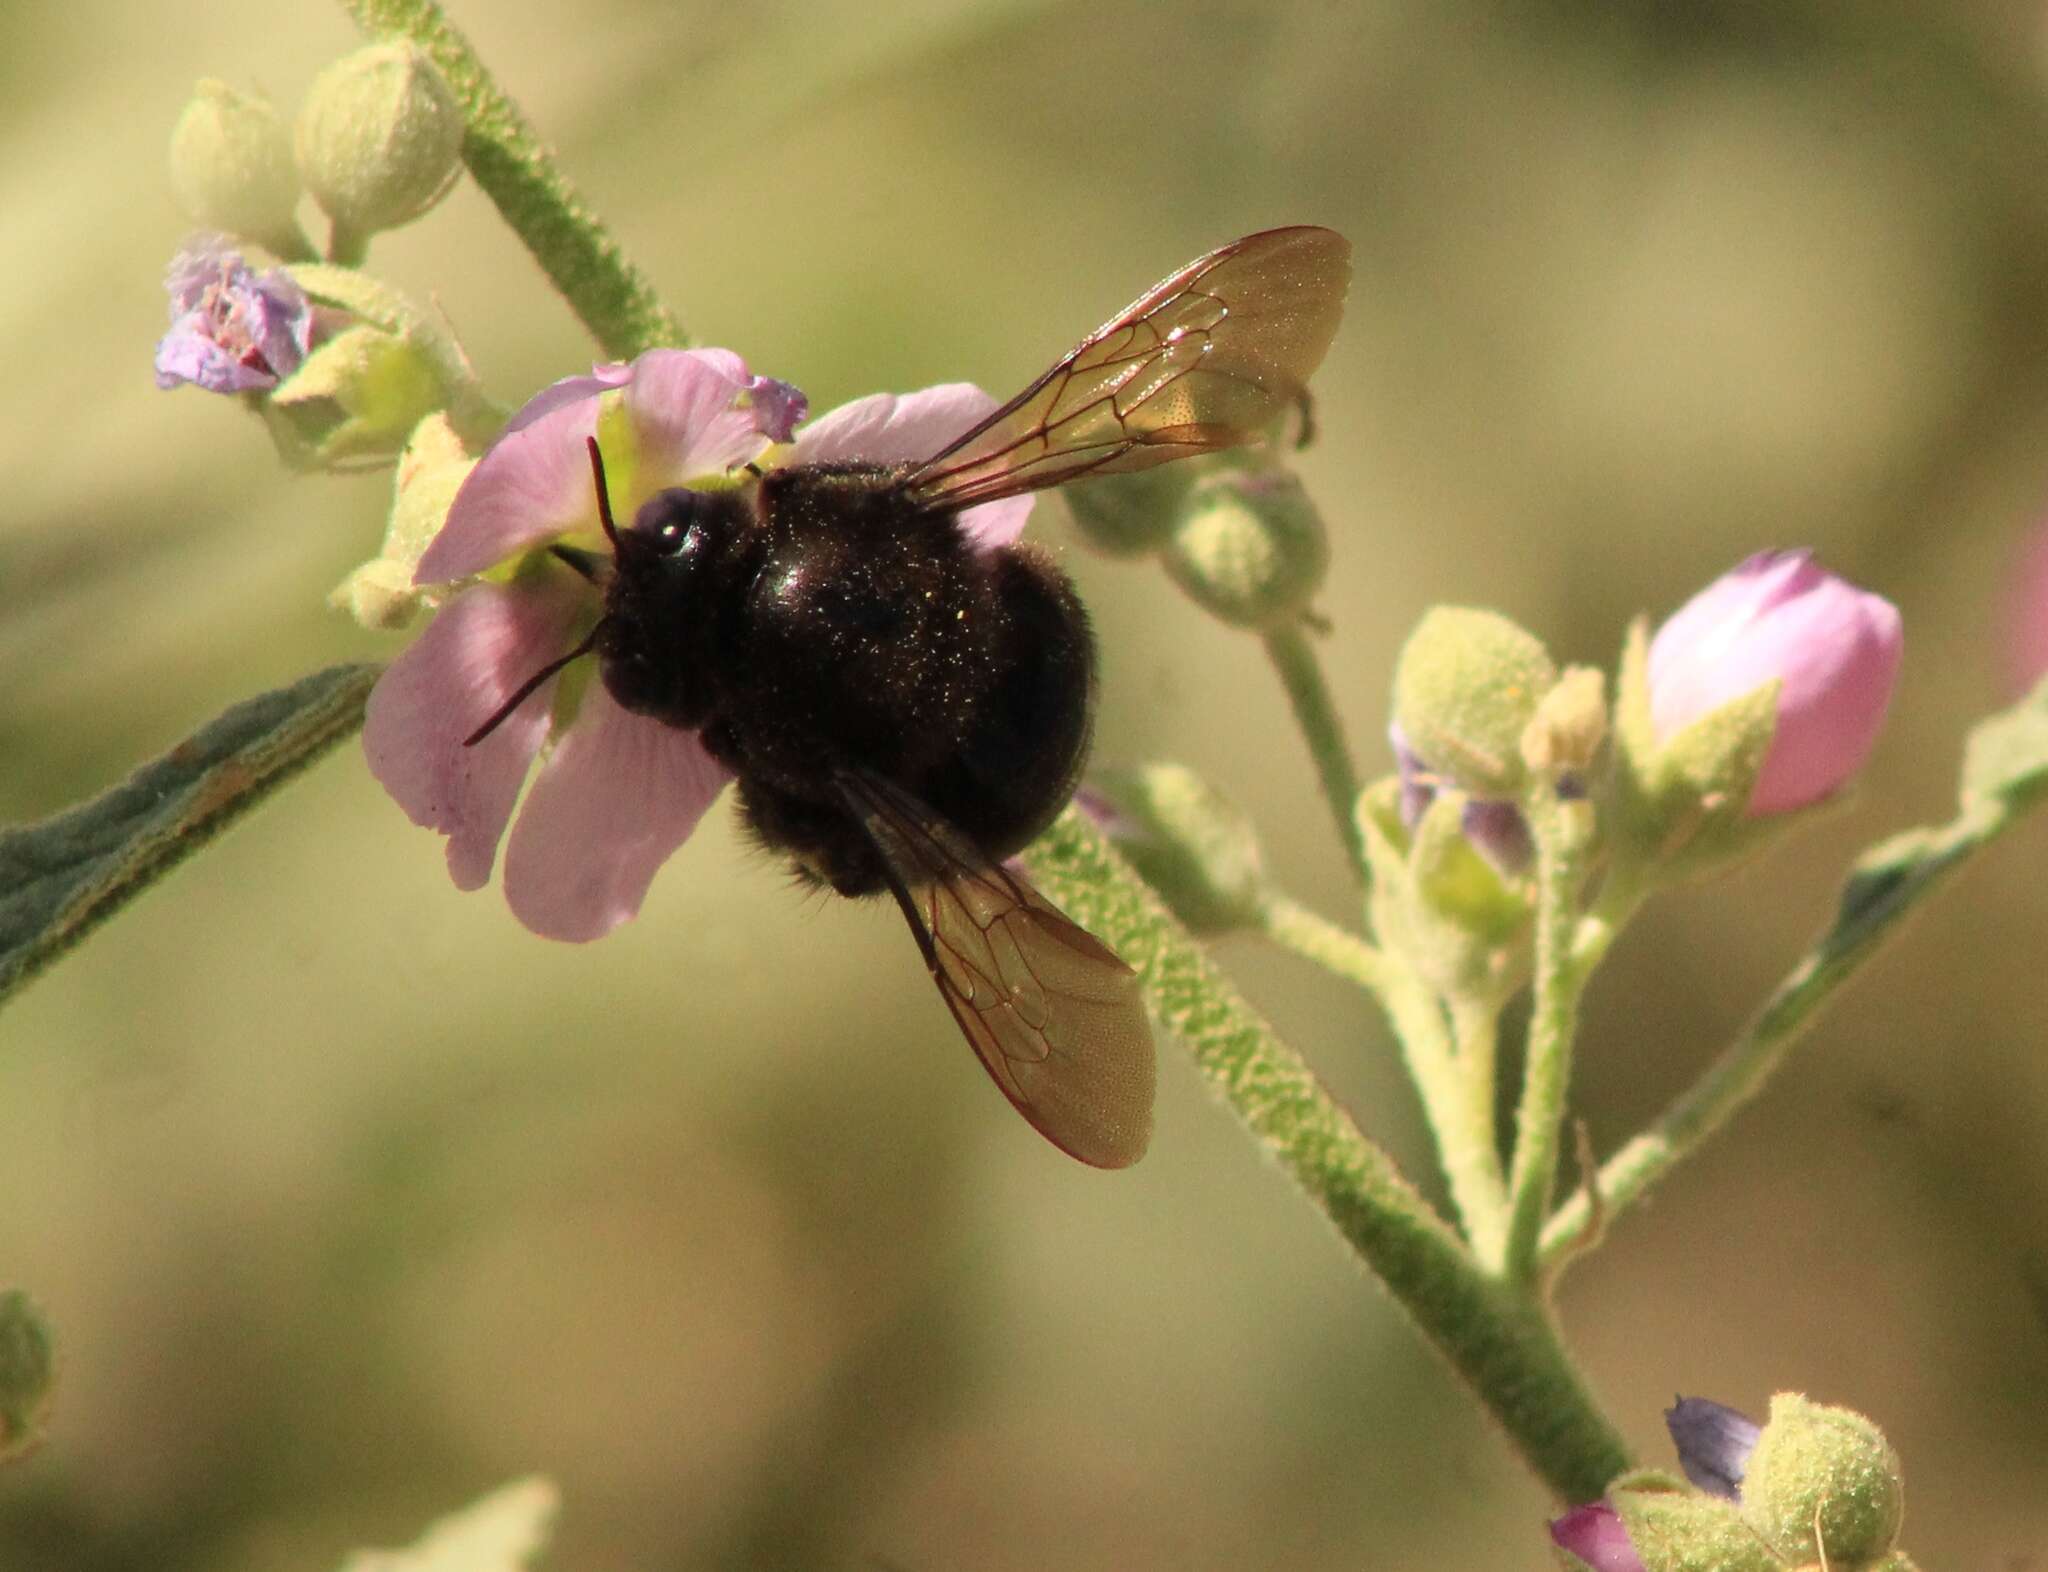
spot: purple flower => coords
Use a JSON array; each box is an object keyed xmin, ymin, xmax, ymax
[
  {"xmin": 153, "ymin": 236, "xmax": 314, "ymax": 393},
  {"xmin": 1548, "ymin": 1503, "xmax": 1644, "ymax": 1572},
  {"xmin": 1389, "ymin": 723, "xmax": 1533, "ymax": 874},
  {"xmin": 1665, "ymin": 1395, "xmax": 1760, "ymax": 1500},
  {"xmin": 363, "ymin": 348, "xmax": 1033, "ymax": 942},
  {"xmin": 1648, "ymin": 551, "xmax": 1902, "ymax": 816}
]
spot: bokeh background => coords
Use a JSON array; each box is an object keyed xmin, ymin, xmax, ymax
[{"xmin": 4, "ymin": 0, "xmax": 2047, "ymax": 1566}]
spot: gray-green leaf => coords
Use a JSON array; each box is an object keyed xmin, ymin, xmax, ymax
[{"xmin": 0, "ymin": 662, "xmax": 381, "ymax": 1010}]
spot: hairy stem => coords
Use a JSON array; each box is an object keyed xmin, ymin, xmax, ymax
[
  {"xmin": 1263, "ymin": 622, "xmax": 1369, "ymax": 884},
  {"xmin": 335, "ymin": 0, "xmax": 685, "ymax": 358},
  {"xmin": 1032, "ymin": 811, "xmax": 1629, "ymax": 1501}
]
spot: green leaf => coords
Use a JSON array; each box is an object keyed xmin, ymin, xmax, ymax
[
  {"xmin": 1960, "ymin": 671, "xmax": 2048, "ymax": 814},
  {"xmin": 338, "ymin": 1478, "xmax": 559, "ymax": 1572},
  {"xmin": 0, "ymin": 663, "xmax": 381, "ymax": 1010}
]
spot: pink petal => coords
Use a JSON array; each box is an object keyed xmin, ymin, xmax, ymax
[
  {"xmin": 2007, "ymin": 519, "xmax": 2048, "ymax": 696},
  {"xmin": 419, "ymin": 395, "xmax": 603, "ymax": 582},
  {"xmin": 794, "ymin": 383, "xmax": 1034, "ymax": 551},
  {"xmin": 794, "ymin": 383, "xmax": 995, "ymax": 466},
  {"xmin": 500, "ymin": 363, "xmax": 633, "ymax": 437},
  {"xmin": 501, "ymin": 683, "xmax": 733, "ymax": 941},
  {"xmin": 1749, "ymin": 584, "xmax": 1901, "ymax": 814},
  {"xmin": 626, "ymin": 348, "xmax": 787, "ymax": 483},
  {"xmin": 363, "ymin": 577, "xmax": 585, "ymax": 890}
]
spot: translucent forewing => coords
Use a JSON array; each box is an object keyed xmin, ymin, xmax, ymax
[
  {"xmin": 902, "ymin": 226, "xmax": 1351, "ymax": 510},
  {"xmin": 835, "ymin": 771, "xmax": 1155, "ymax": 1168}
]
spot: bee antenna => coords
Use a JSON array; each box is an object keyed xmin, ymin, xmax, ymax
[
  {"xmin": 462, "ymin": 620, "xmax": 606, "ymax": 748},
  {"xmin": 586, "ymin": 436, "xmax": 621, "ymax": 548}
]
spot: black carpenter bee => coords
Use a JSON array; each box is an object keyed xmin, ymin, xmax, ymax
[{"xmin": 473, "ymin": 226, "xmax": 1351, "ymax": 1167}]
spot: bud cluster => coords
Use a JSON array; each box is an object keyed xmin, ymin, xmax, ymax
[
  {"xmin": 1553, "ymin": 1394, "xmax": 1915, "ymax": 1572},
  {"xmin": 1366, "ymin": 552, "xmax": 1901, "ymax": 988},
  {"xmin": 168, "ymin": 45, "xmax": 463, "ymax": 263}
]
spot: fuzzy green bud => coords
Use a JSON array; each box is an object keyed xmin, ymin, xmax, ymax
[
  {"xmin": 295, "ymin": 43, "xmax": 463, "ymax": 244},
  {"xmin": 168, "ymin": 80, "xmax": 302, "ymax": 252},
  {"xmin": 1062, "ymin": 465, "xmax": 1196, "ymax": 557},
  {"xmin": 0, "ymin": 1290, "xmax": 56, "ymax": 1463},
  {"xmin": 1523, "ymin": 665, "xmax": 1608, "ymax": 778},
  {"xmin": 1392, "ymin": 607, "xmax": 1558, "ymax": 797},
  {"xmin": 269, "ymin": 322, "xmax": 451, "ymax": 468},
  {"xmin": 1160, "ymin": 468, "xmax": 1327, "ymax": 629},
  {"xmin": 332, "ymin": 412, "xmax": 478, "ymax": 628},
  {"xmin": 1082, "ymin": 765, "xmax": 1267, "ymax": 933},
  {"xmin": 1739, "ymin": 1393, "xmax": 1904, "ymax": 1567}
]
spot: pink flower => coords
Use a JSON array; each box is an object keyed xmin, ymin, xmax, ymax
[
  {"xmin": 363, "ymin": 348, "xmax": 1033, "ymax": 941},
  {"xmin": 1648, "ymin": 551, "xmax": 1902, "ymax": 816},
  {"xmin": 1548, "ymin": 1503, "xmax": 1644, "ymax": 1572},
  {"xmin": 2008, "ymin": 518, "xmax": 2048, "ymax": 696}
]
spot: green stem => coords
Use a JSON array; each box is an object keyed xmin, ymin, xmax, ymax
[
  {"xmin": 1262, "ymin": 622, "xmax": 1369, "ymax": 884},
  {"xmin": 1032, "ymin": 812, "xmax": 1629, "ymax": 1501},
  {"xmin": 1537, "ymin": 804, "xmax": 1995, "ymax": 1270},
  {"xmin": 335, "ymin": 0, "xmax": 686, "ymax": 359},
  {"xmin": 1502, "ymin": 792, "xmax": 1595, "ymax": 1284},
  {"xmin": 1257, "ymin": 896, "xmax": 1509, "ymax": 1257}
]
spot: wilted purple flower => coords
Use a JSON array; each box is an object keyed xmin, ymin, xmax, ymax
[
  {"xmin": 153, "ymin": 236, "xmax": 314, "ymax": 393},
  {"xmin": 1548, "ymin": 1502, "xmax": 1644, "ymax": 1572},
  {"xmin": 1389, "ymin": 723, "xmax": 1533, "ymax": 874},
  {"xmin": 364, "ymin": 348, "xmax": 1033, "ymax": 942},
  {"xmin": 1648, "ymin": 550, "xmax": 1902, "ymax": 816},
  {"xmin": 1665, "ymin": 1395, "xmax": 1760, "ymax": 1500}
]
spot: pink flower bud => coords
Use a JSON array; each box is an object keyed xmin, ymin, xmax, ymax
[
  {"xmin": 1548, "ymin": 1503, "xmax": 1644, "ymax": 1572},
  {"xmin": 1649, "ymin": 551, "xmax": 1902, "ymax": 816},
  {"xmin": 2008, "ymin": 518, "xmax": 2048, "ymax": 696}
]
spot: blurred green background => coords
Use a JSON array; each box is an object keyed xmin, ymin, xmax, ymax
[{"xmin": 4, "ymin": 0, "xmax": 2048, "ymax": 1566}]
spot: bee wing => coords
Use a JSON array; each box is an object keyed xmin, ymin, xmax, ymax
[
  {"xmin": 834, "ymin": 770, "xmax": 1155, "ymax": 1169},
  {"xmin": 902, "ymin": 225, "xmax": 1351, "ymax": 511}
]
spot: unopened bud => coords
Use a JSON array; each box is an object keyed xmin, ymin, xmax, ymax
[
  {"xmin": 296, "ymin": 43, "xmax": 464, "ymax": 243},
  {"xmin": 1160, "ymin": 468, "xmax": 1327, "ymax": 629},
  {"xmin": 1393, "ymin": 607, "xmax": 1557, "ymax": 797},
  {"xmin": 1063, "ymin": 466, "xmax": 1194, "ymax": 557},
  {"xmin": 1739, "ymin": 1393, "xmax": 1903, "ymax": 1567},
  {"xmin": 168, "ymin": 80, "xmax": 302, "ymax": 252}
]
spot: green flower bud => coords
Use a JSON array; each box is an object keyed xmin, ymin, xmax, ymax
[
  {"xmin": 0, "ymin": 1290, "xmax": 56, "ymax": 1464},
  {"xmin": 295, "ymin": 43, "xmax": 464, "ymax": 244},
  {"xmin": 269, "ymin": 322, "xmax": 451, "ymax": 468},
  {"xmin": 168, "ymin": 80, "xmax": 302, "ymax": 253},
  {"xmin": 1607, "ymin": 1472, "xmax": 1780, "ymax": 1572},
  {"xmin": 1739, "ymin": 1393, "xmax": 1904, "ymax": 1567},
  {"xmin": 1523, "ymin": 664, "xmax": 1608, "ymax": 779},
  {"xmin": 332, "ymin": 412, "xmax": 479, "ymax": 628},
  {"xmin": 1392, "ymin": 607, "xmax": 1558, "ymax": 797},
  {"xmin": 1063, "ymin": 465, "xmax": 1195, "ymax": 557},
  {"xmin": 1160, "ymin": 468, "xmax": 1328, "ymax": 629},
  {"xmin": 1081, "ymin": 764, "xmax": 1267, "ymax": 933}
]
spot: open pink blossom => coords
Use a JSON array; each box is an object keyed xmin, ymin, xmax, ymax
[
  {"xmin": 364, "ymin": 348, "xmax": 1032, "ymax": 941},
  {"xmin": 1648, "ymin": 550, "xmax": 1902, "ymax": 816}
]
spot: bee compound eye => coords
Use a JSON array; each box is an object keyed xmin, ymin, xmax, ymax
[{"xmin": 632, "ymin": 488, "xmax": 704, "ymax": 555}]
